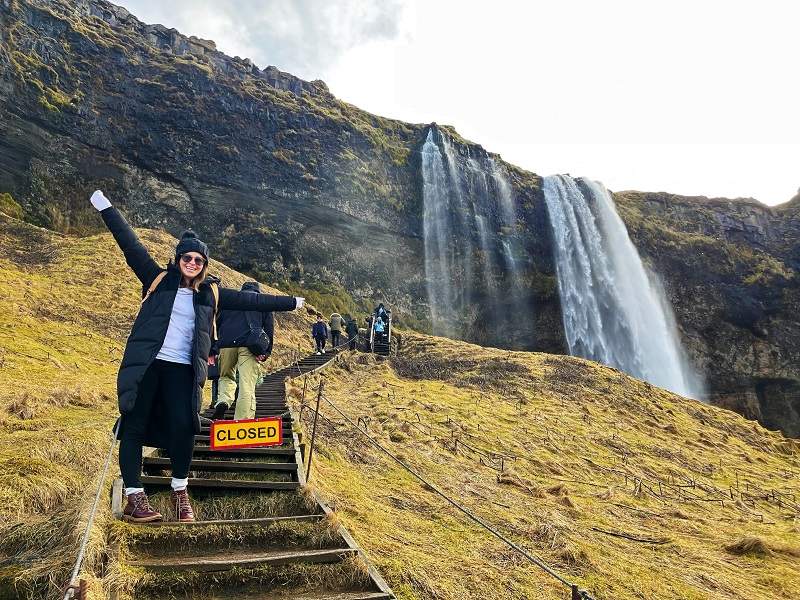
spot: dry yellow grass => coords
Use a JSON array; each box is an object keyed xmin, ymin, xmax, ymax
[
  {"xmin": 2, "ymin": 211, "xmax": 800, "ymax": 599},
  {"xmin": 292, "ymin": 334, "xmax": 800, "ymax": 600},
  {"xmin": 0, "ymin": 213, "xmax": 315, "ymax": 598}
]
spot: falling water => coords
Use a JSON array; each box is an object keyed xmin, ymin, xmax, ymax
[
  {"xmin": 421, "ymin": 129, "xmax": 457, "ymax": 337},
  {"xmin": 543, "ymin": 174, "xmax": 702, "ymax": 398},
  {"xmin": 420, "ymin": 127, "xmax": 530, "ymax": 343},
  {"xmin": 490, "ymin": 158, "xmax": 523, "ymax": 287}
]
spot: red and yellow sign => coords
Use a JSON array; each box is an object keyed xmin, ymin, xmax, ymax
[{"xmin": 210, "ymin": 417, "xmax": 284, "ymax": 450}]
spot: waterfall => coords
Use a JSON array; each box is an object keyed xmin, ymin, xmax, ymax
[
  {"xmin": 421, "ymin": 129, "xmax": 457, "ymax": 337},
  {"xmin": 490, "ymin": 158, "xmax": 522, "ymax": 289},
  {"xmin": 420, "ymin": 127, "xmax": 530, "ymax": 345},
  {"xmin": 542, "ymin": 174, "xmax": 702, "ymax": 399}
]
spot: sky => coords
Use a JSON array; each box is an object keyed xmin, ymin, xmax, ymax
[{"xmin": 116, "ymin": 0, "xmax": 799, "ymax": 206}]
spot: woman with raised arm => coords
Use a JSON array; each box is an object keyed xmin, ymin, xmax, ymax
[{"xmin": 90, "ymin": 190, "xmax": 304, "ymax": 523}]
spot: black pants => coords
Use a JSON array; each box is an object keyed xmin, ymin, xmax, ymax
[
  {"xmin": 314, "ymin": 336, "xmax": 326, "ymax": 352},
  {"xmin": 349, "ymin": 336, "xmax": 357, "ymax": 350},
  {"xmin": 119, "ymin": 359, "xmax": 195, "ymax": 489},
  {"xmin": 331, "ymin": 331, "xmax": 341, "ymax": 348}
]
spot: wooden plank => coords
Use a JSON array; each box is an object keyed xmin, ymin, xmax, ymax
[
  {"xmin": 129, "ymin": 548, "xmax": 356, "ymax": 572},
  {"xmin": 285, "ymin": 593, "xmax": 391, "ymax": 600},
  {"xmin": 191, "ymin": 446, "xmax": 295, "ymax": 457},
  {"xmin": 141, "ymin": 475, "xmax": 299, "ymax": 491},
  {"xmin": 143, "ymin": 457, "xmax": 298, "ymax": 472},
  {"xmin": 194, "ymin": 435, "xmax": 292, "ymax": 443},
  {"xmin": 138, "ymin": 514, "xmax": 324, "ymax": 528},
  {"xmin": 111, "ymin": 477, "xmax": 124, "ymax": 519}
]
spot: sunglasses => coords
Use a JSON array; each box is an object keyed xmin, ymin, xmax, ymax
[{"xmin": 180, "ymin": 254, "xmax": 206, "ymax": 266}]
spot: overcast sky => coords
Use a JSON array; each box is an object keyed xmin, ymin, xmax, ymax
[{"xmin": 117, "ymin": 0, "xmax": 799, "ymax": 206}]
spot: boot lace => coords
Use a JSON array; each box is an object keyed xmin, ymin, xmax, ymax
[
  {"xmin": 174, "ymin": 490, "xmax": 193, "ymax": 514},
  {"xmin": 132, "ymin": 492, "xmax": 154, "ymax": 513}
]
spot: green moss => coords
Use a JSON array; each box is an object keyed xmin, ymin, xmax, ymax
[
  {"xmin": 267, "ymin": 278, "xmax": 372, "ymax": 321},
  {"xmin": 271, "ymin": 148, "xmax": 302, "ymax": 169},
  {"xmin": 531, "ymin": 273, "xmax": 558, "ymax": 298},
  {"xmin": 0, "ymin": 193, "xmax": 23, "ymax": 219}
]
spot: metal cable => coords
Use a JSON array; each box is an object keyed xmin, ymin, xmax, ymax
[
  {"xmin": 317, "ymin": 392, "xmax": 595, "ymax": 599},
  {"xmin": 63, "ymin": 417, "xmax": 122, "ymax": 599}
]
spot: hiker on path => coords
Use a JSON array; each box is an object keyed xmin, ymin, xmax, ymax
[
  {"xmin": 211, "ymin": 281, "xmax": 274, "ymax": 421},
  {"xmin": 311, "ymin": 315, "xmax": 328, "ymax": 355},
  {"xmin": 374, "ymin": 316, "xmax": 386, "ymax": 337},
  {"xmin": 375, "ymin": 303, "xmax": 389, "ymax": 323},
  {"xmin": 90, "ymin": 190, "xmax": 303, "ymax": 524},
  {"xmin": 329, "ymin": 312, "xmax": 343, "ymax": 349},
  {"xmin": 345, "ymin": 317, "xmax": 359, "ymax": 350}
]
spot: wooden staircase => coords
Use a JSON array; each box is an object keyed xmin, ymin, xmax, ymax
[{"xmin": 110, "ymin": 350, "xmax": 394, "ymax": 599}]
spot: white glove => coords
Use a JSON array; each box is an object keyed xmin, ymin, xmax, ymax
[
  {"xmin": 90, "ymin": 190, "xmax": 111, "ymax": 211},
  {"xmin": 294, "ymin": 297, "xmax": 305, "ymax": 309}
]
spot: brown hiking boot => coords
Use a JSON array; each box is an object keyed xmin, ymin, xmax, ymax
[
  {"xmin": 123, "ymin": 491, "xmax": 162, "ymax": 523},
  {"xmin": 171, "ymin": 488, "xmax": 195, "ymax": 522}
]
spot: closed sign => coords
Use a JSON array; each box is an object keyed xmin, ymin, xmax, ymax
[{"xmin": 210, "ymin": 417, "xmax": 284, "ymax": 450}]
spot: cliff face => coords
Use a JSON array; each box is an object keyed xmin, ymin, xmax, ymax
[
  {"xmin": 0, "ymin": 0, "xmax": 565, "ymax": 349},
  {"xmin": 0, "ymin": 0, "xmax": 798, "ymax": 435},
  {"xmin": 615, "ymin": 192, "xmax": 800, "ymax": 436}
]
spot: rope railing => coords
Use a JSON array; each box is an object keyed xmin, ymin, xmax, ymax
[
  {"xmin": 315, "ymin": 391, "xmax": 597, "ymax": 600},
  {"xmin": 61, "ymin": 325, "xmax": 362, "ymax": 597},
  {"xmin": 63, "ymin": 418, "xmax": 122, "ymax": 600}
]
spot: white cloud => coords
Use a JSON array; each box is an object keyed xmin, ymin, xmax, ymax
[
  {"xmin": 116, "ymin": 0, "xmax": 405, "ymax": 79},
  {"xmin": 116, "ymin": 0, "xmax": 800, "ymax": 205}
]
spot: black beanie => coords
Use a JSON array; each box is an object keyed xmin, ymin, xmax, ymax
[{"xmin": 175, "ymin": 231, "xmax": 209, "ymax": 262}]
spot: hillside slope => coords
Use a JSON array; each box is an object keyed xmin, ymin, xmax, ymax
[
  {"xmin": 0, "ymin": 212, "xmax": 315, "ymax": 598},
  {"xmin": 0, "ymin": 212, "xmax": 799, "ymax": 599},
  {"xmin": 294, "ymin": 335, "xmax": 800, "ymax": 600}
]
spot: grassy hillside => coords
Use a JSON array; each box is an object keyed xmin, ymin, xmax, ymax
[
  {"xmin": 292, "ymin": 335, "xmax": 800, "ymax": 600},
  {"xmin": 1, "ymin": 211, "xmax": 799, "ymax": 599},
  {"xmin": 0, "ymin": 212, "xmax": 315, "ymax": 598}
]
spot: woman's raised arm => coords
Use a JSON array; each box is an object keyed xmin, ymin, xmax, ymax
[
  {"xmin": 90, "ymin": 190, "xmax": 162, "ymax": 288},
  {"xmin": 218, "ymin": 287, "xmax": 304, "ymax": 313}
]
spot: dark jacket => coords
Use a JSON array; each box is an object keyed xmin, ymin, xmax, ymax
[
  {"xmin": 311, "ymin": 321, "xmax": 328, "ymax": 339},
  {"xmin": 101, "ymin": 207, "xmax": 295, "ymax": 444},
  {"xmin": 345, "ymin": 319, "xmax": 359, "ymax": 337},
  {"xmin": 215, "ymin": 281, "xmax": 274, "ymax": 356}
]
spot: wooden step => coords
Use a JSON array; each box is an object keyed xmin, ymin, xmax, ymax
[
  {"xmin": 215, "ymin": 404, "xmax": 289, "ymax": 409},
  {"xmin": 199, "ymin": 414, "xmax": 290, "ymax": 421},
  {"xmin": 141, "ymin": 476, "xmax": 299, "ymax": 491},
  {"xmin": 272, "ymin": 593, "xmax": 392, "ymax": 600},
  {"xmin": 143, "ymin": 457, "xmax": 298, "ymax": 473},
  {"xmin": 137, "ymin": 514, "xmax": 324, "ymax": 528},
  {"xmin": 129, "ymin": 548, "xmax": 357, "ymax": 572},
  {"xmin": 191, "ymin": 446, "xmax": 295, "ymax": 458}
]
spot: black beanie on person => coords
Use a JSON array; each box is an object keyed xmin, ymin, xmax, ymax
[{"xmin": 175, "ymin": 230, "xmax": 209, "ymax": 263}]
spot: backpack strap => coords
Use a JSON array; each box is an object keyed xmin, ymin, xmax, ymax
[
  {"xmin": 141, "ymin": 271, "xmax": 167, "ymax": 305},
  {"xmin": 209, "ymin": 282, "xmax": 220, "ymax": 342}
]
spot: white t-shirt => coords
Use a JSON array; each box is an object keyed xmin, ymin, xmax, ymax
[{"xmin": 156, "ymin": 288, "xmax": 195, "ymax": 364}]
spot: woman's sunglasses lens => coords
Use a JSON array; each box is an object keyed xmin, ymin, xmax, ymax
[{"xmin": 181, "ymin": 255, "xmax": 205, "ymax": 266}]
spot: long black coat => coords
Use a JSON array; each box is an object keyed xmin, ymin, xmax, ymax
[{"xmin": 102, "ymin": 207, "xmax": 296, "ymax": 444}]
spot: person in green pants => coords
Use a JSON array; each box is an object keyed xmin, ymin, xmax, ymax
[
  {"xmin": 217, "ymin": 346, "xmax": 263, "ymax": 420},
  {"xmin": 212, "ymin": 281, "xmax": 274, "ymax": 420}
]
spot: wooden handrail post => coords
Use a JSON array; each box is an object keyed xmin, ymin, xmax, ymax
[{"xmin": 305, "ymin": 379, "xmax": 324, "ymax": 482}]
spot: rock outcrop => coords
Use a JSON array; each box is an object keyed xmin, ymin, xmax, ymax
[
  {"xmin": 0, "ymin": 0, "xmax": 798, "ymax": 435},
  {"xmin": 615, "ymin": 191, "xmax": 800, "ymax": 436}
]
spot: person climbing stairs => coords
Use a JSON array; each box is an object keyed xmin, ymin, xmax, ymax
[{"xmin": 110, "ymin": 349, "xmax": 394, "ymax": 599}]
